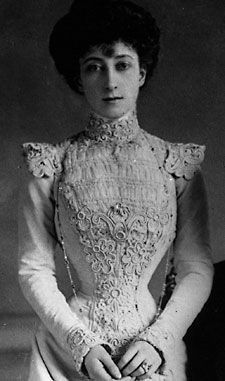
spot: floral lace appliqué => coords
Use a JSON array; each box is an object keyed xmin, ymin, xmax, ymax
[
  {"xmin": 165, "ymin": 143, "xmax": 205, "ymax": 180},
  {"xmin": 60, "ymin": 188, "xmax": 173, "ymax": 356},
  {"xmin": 22, "ymin": 142, "xmax": 62, "ymax": 178},
  {"xmin": 69, "ymin": 202, "xmax": 166, "ymax": 277}
]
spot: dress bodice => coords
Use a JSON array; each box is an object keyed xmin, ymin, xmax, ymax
[
  {"xmin": 54, "ymin": 129, "xmax": 177, "ymax": 353},
  {"xmin": 22, "ymin": 114, "xmax": 205, "ymax": 357}
]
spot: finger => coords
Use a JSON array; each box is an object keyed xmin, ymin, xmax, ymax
[
  {"xmin": 117, "ymin": 346, "xmax": 137, "ymax": 370},
  {"xmin": 130, "ymin": 357, "xmax": 150, "ymax": 378},
  {"xmin": 148, "ymin": 357, "xmax": 162, "ymax": 376},
  {"xmin": 113, "ymin": 377, "xmax": 135, "ymax": 381},
  {"xmin": 137, "ymin": 374, "xmax": 151, "ymax": 381},
  {"xmin": 88, "ymin": 359, "xmax": 112, "ymax": 381},
  {"xmin": 136, "ymin": 358, "xmax": 161, "ymax": 380},
  {"xmin": 122, "ymin": 352, "xmax": 144, "ymax": 376},
  {"xmin": 100, "ymin": 352, "xmax": 122, "ymax": 379},
  {"xmin": 137, "ymin": 370, "xmax": 154, "ymax": 381}
]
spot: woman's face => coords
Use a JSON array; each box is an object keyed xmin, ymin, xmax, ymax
[{"xmin": 79, "ymin": 41, "xmax": 146, "ymax": 120}]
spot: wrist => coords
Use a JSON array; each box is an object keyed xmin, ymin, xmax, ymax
[
  {"xmin": 134, "ymin": 324, "xmax": 175, "ymax": 371},
  {"xmin": 67, "ymin": 328, "xmax": 105, "ymax": 376}
]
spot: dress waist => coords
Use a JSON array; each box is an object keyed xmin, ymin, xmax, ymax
[{"xmin": 68, "ymin": 289, "xmax": 157, "ymax": 355}]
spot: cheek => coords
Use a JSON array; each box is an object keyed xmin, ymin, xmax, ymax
[
  {"xmin": 82, "ymin": 79, "xmax": 100, "ymax": 100},
  {"xmin": 81, "ymin": 73, "xmax": 97, "ymax": 90},
  {"xmin": 125, "ymin": 77, "xmax": 140, "ymax": 99}
]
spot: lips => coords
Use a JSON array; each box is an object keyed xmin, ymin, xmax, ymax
[{"xmin": 103, "ymin": 96, "xmax": 123, "ymax": 101}]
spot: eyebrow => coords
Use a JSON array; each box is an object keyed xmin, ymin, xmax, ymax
[{"xmin": 82, "ymin": 54, "xmax": 134, "ymax": 64}]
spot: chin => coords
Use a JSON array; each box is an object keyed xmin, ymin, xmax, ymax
[{"xmin": 97, "ymin": 107, "xmax": 130, "ymax": 121}]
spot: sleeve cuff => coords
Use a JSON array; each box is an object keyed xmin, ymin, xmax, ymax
[
  {"xmin": 134, "ymin": 323, "xmax": 175, "ymax": 375},
  {"xmin": 67, "ymin": 327, "xmax": 112, "ymax": 376}
]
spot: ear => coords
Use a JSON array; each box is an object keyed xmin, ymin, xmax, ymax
[{"xmin": 139, "ymin": 66, "xmax": 147, "ymax": 87}]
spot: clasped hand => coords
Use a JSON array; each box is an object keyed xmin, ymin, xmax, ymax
[{"xmin": 84, "ymin": 341, "xmax": 162, "ymax": 381}]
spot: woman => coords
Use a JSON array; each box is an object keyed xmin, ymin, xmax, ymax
[{"xmin": 18, "ymin": 0, "xmax": 214, "ymax": 380}]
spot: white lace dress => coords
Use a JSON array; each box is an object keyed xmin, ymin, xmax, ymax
[{"xmin": 18, "ymin": 112, "xmax": 213, "ymax": 381}]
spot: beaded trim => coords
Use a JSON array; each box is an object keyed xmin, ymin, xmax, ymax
[
  {"xmin": 154, "ymin": 245, "xmax": 173, "ymax": 320},
  {"xmin": 56, "ymin": 183, "xmax": 78, "ymax": 302}
]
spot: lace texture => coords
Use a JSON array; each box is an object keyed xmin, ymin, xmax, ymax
[
  {"xmin": 22, "ymin": 119, "xmax": 205, "ymax": 378},
  {"xmin": 60, "ymin": 185, "xmax": 175, "ymax": 358},
  {"xmin": 22, "ymin": 142, "xmax": 62, "ymax": 178},
  {"xmin": 67, "ymin": 327, "xmax": 107, "ymax": 374},
  {"xmin": 165, "ymin": 143, "xmax": 205, "ymax": 180},
  {"xmin": 85, "ymin": 110, "xmax": 140, "ymax": 143}
]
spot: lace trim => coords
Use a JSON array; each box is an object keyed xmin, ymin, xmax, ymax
[
  {"xmin": 22, "ymin": 142, "xmax": 62, "ymax": 178},
  {"xmin": 85, "ymin": 110, "xmax": 140, "ymax": 143},
  {"xmin": 67, "ymin": 328, "xmax": 107, "ymax": 375},
  {"xmin": 165, "ymin": 143, "xmax": 205, "ymax": 180},
  {"xmin": 142, "ymin": 132, "xmax": 205, "ymax": 180},
  {"xmin": 22, "ymin": 137, "xmax": 205, "ymax": 182}
]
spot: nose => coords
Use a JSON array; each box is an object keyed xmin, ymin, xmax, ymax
[{"xmin": 104, "ymin": 67, "xmax": 118, "ymax": 91}]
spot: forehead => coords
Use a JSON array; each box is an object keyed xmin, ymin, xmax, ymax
[{"xmin": 81, "ymin": 41, "xmax": 138, "ymax": 61}]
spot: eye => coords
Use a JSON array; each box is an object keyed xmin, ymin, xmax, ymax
[
  {"xmin": 116, "ymin": 61, "xmax": 131, "ymax": 71},
  {"xmin": 85, "ymin": 63, "xmax": 103, "ymax": 73}
]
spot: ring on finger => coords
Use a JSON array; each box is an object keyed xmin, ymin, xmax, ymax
[
  {"xmin": 141, "ymin": 360, "xmax": 152, "ymax": 374},
  {"xmin": 140, "ymin": 365, "xmax": 147, "ymax": 375}
]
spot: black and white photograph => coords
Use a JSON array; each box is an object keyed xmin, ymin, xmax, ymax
[{"xmin": 0, "ymin": 0, "xmax": 225, "ymax": 380}]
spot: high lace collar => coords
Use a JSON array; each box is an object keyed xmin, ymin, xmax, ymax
[{"xmin": 85, "ymin": 110, "xmax": 140, "ymax": 143}]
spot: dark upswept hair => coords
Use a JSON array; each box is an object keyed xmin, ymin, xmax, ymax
[{"xmin": 49, "ymin": 0, "xmax": 160, "ymax": 94}]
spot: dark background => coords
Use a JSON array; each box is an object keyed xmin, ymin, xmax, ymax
[{"xmin": 0, "ymin": 0, "xmax": 225, "ymax": 379}]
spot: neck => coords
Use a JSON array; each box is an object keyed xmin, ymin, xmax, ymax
[{"xmin": 85, "ymin": 110, "xmax": 140, "ymax": 143}]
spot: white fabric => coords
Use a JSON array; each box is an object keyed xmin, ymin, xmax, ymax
[{"xmin": 18, "ymin": 123, "xmax": 214, "ymax": 381}]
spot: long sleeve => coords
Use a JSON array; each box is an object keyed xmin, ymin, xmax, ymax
[
  {"xmin": 18, "ymin": 143, "xmax": 109, "ymax": 375},
  {"xmin": 135, "ymin": 143, "xmax": 214, "ymax": 377},
  {"xmin": 152, "ymin": 170, "xmax": 213, "ymax": 339}
]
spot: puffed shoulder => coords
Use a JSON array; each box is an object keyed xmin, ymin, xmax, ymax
[
  {"xmin": 143, "ymin": 132, "xmax": 206, "ymax": 180},
  {"xmin": 22, "ymin": 140, "xmax": 70, "ymax": 178},
  {"xmin": 164, "ymin": 142, "xmax": 205, "ymax": 180}
]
